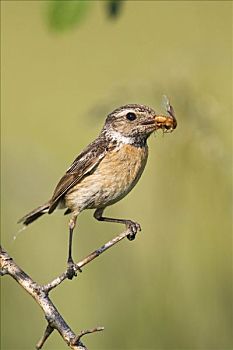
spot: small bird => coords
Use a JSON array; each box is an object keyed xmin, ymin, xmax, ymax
[{"xmin": 19, "ymin": 102, "xmax": 177, "ymax": 279}]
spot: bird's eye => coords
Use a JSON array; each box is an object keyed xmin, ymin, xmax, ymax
[{"xmin": 126, "ymin": 112, "xmax": 137, "ymax": 121}]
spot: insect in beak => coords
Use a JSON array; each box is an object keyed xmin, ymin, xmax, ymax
[{"xmin": 154, "ymin": 96, "xmax": 177, "ymax": 133}]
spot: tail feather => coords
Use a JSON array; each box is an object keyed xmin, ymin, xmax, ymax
[{"xmin": 18, "ymin": 202, "xmax": 50, "ymax": 226}]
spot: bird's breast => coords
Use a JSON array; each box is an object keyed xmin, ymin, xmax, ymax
[{"xmin": 65, "ymin": 143, "xmax": 148, "ymax": 211}]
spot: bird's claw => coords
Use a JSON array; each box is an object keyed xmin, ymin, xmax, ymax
[
  {"xmin": 67, "ymin": 260, "xmax": 82, "ymax": 280},
  {"xmin": 126, "ymin": 221, "xmax": 141, "ymax": 241}
]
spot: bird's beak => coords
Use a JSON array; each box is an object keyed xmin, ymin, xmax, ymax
[
  {"xmin": 140, "ymin": 114, "xmax": 177, "ymax": 132},
  {"xmin": 140, "ymin": 99, "xmax": 177, "ymax": 133}
]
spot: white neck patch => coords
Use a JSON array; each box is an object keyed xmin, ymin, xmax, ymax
[{"xmin": 108, "ymin": 130, "xmax": 135, "ymax": 144}]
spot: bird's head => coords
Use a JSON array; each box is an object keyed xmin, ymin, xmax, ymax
[{"xmin": 102, "ymin": 103, "xmax": 177, "ymax": 145}]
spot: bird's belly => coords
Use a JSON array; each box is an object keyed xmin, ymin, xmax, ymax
[{"xmin": 65, "ymin": 144, "xmax": 148, "ymax": 212}]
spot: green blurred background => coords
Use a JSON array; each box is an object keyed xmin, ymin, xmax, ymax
[{"xmin": 1, "ymin": 1, "xmax": 232, "ymax": 349}]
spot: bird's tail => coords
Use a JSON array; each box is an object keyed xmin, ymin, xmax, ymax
[{"xmin": 18, "ymin": 202, "xmax": 50, "ymax": 226}]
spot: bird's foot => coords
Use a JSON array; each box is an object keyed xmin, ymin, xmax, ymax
[
  {"xmin": 126, "ymin": 220, "xmax": 141, "ymax": 241},
  {"xmin": 67, "ymin": 259, "xmax": 82, "ymax": 280}
]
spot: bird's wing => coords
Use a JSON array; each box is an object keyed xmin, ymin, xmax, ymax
[{"xmin": 48, "ymin": 137, "xmax": 109, "ymax": 213}]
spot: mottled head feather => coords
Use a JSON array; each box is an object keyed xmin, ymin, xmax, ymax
[{"xmin": 106, "ymin": 104, "xmax": 156, "ymax": 121}]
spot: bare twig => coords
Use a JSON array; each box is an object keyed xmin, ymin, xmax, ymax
[
  {"xmin": 36, "ymin": 324, "xmax": 54, "ymax": 349},
  {"xmin": 0, "ymin": 227, "xmax": 134, "ymax": 349},
  {"xmin": 72, "ymin": 327, "xmax": 105, "ymax": 346}
]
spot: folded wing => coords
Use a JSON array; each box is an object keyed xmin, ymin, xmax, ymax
[{"xmin": 48, "ymin": 137, "xmax": 108, "ymax": 213}]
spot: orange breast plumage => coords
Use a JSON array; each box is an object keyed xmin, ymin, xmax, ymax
[{"xmin": 65, "ymin": 143, "xmax": 148, "ymax": 212}]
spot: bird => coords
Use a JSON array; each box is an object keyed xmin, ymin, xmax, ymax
[{"xmin": 18, "ymin": 102, "xmax": 177, "ymax": 279}]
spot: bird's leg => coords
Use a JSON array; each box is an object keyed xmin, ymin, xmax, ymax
[
  {"xmin": 94, "ymin": 208, "xmax": 141, "ymax": 241},
  {"xmin": 67, "ymin": 214, "xmax": 81, "ymax": 279}
]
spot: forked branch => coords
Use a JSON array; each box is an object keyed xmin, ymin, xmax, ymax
[{"xmin": 0, "ymin": 228, "xmax": 133, "ymax": 349}]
